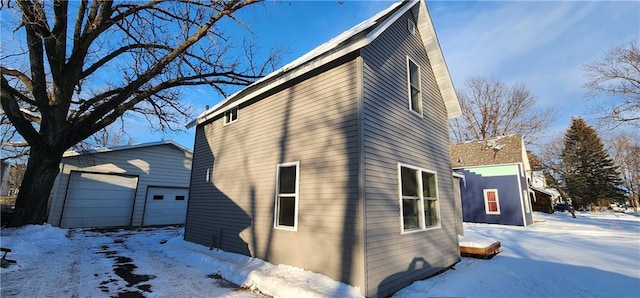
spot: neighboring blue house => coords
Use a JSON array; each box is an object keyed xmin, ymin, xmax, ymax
[{"xmin": 450, "ymin": 135, "xmax": 534, "ymax": 226}]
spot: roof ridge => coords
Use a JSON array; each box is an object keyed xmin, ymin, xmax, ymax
[{"xmin": 63, "ymin": 140, "xmax": 192, "ymax": 157}]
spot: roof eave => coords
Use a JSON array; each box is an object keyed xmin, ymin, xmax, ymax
[
  {"xmin": 415, "ymin": 0, "xmax": 461, "ymax": 118},
  {"xmin": 187, "ymin": 0, "xmax": 413, "ymax": 128},
  {"xmin": 63, "ymin": 140, "xmax": 192, "ymax": 157},
  {"xmin": 188, "ymin": 0, "xmax": 462, "ymax": 127}
]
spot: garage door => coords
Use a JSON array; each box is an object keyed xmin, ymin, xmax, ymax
[
  {"xmin": 60, "ymin": 172, "xmax": 138, "ymax": 228},
  {"xmin": 143, "ymin": 187, "xmax": 188, "ymax": 226}
]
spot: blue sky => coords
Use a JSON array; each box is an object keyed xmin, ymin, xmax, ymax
[{"xmin": 123, "ymin": 0, "xmax": 639, "ymax": 151}]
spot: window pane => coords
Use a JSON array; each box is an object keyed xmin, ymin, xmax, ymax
[
  {"xmin": 153, "ymin": 195, "xmax": 163, "ymax": 200},
  {"xmin": 424, "ymin": 199, "xmax": 438, "ymax": 227},
  {"xmin": 401, "ymin": 167, "xmax": 418, "ymax": 196},
  {"xmin": 278, "ymin": 166, "xmax": 296, "ymax": 194},
  {"xmin": 409, "ymin": 61, "xmax": 420, "ymax": 87},
  {"xmin": 230, "ymin": 108, "xmax": 238, "ymax": 121},
  {"xmin": 411, "ymin": 88, "xmax": 421, "ymax": 113},
  {"xmin": 422, "ymin": 172, "xmax": 436, "ymax": 198},
  {"xmin": 488, "ymin": 201, "xmax": 498, "ymax": 212},
  {"xmin": 402, "ymin": 198, "xmax": 420, "ymax": 230},
  {"xmin": 277, "ymin": 196, "xmax": 295, "ymax": 227},
  {"xmin": 175, "ymin": 195, "xmax": 185, "ymax": 201},
  {"xmin": 487, "ymin": 191, "xmax": 496, "ymax": 201}
]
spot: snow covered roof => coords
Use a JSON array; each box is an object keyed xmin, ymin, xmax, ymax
[
  {"xmin": 450, "ymin": 135, "xmax": 530, "ymax": 169},
  {"xmin": 529, "ymin": 185, "xmax": 559, "ymax": 197},
  {"xmin": 187, "ymin": 0, "xmax": 461, "ymax": 128},
  {"xmin": 62, "ymin": 140, "xmax": 192, "ymax": 157}
]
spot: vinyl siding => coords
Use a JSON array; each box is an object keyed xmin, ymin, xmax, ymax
[
  {"xmin": 457, "ymin": 165, "xmax": 527, "ymax": 226},
  {"xmin": 47, "ymin": 144, "xmax": 192, "ymax": 227},
  {"xmin": 360, "ymin": 11, "xmax": 459, "ymax": 297},
  {"xmin": 184, "ymin": 57, "xmax": 365, "ymax": 290}
]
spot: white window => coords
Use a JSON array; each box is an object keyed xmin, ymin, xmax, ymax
[
  {"xmin": 484, "ymin": 189, "xmax": 501, "ymax": 215},
  {"xmin": 407, "ymin": 57, "xmax": 422, "ymax": 115},
  {"xmin": 407, "ymin": 19, "xmax": 416, "ymax": 35},
  {"xmin": 274, "ymin": 161, "xmax": 300, "ymax": 230},
  {"xmin": 399, "ymin": 163, "xmax": 440, "ymax": 233},
  {"xmin": 224, "ymin": 107, "xmax": 238, "ymax": 125}
]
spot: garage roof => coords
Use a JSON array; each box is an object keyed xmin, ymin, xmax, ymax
[{"xmin": 63, "ymin": 140, "xmax": 191, "ymax": 157}]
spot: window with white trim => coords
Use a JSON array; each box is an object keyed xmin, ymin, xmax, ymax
[
  {"xmin": 274, "ymin": 162, "xmax": 299, "ymax": 230},
  {"xmin": 407, "ymin": 19, "xmax": 416, "ymax": 35},
  {"xmin": 224, "ymin": 107, "xmax": 238, "ymax": 125},
  {"xmin": 399, "ymin": 164, "xmax": 439, "ymax": 232},
  {"xmin": 407, "ymin": 57, "xmax": 422, "ymax": 115},
  {"xmin": 484, "ymin": 189, "xmax": 501, "ymax": 214}
]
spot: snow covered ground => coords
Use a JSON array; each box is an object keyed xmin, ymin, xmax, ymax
[
  {"xmin": 396, "ymin": 211, "xmax": 640, "ymax": 297},
  {"xmin": 1, "ymin": 211, "xmax": 639, "ymax": 297}
]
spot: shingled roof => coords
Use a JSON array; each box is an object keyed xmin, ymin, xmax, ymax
[{"xmin": 450, "ymin": 135, "xmax": 530, "ymax": 169}]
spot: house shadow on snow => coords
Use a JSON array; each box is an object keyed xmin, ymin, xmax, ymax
[{"xmin": 378, "ymin": 257, "xmax": 435, "ymax": 297}]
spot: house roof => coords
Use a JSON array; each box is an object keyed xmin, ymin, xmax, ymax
[
  {"xmin": 529, "ymin": 185, "xmax": 558, "ymax": 197},
  {"xmin": 187, "ymin": 0, "xmax": 461, "ymax": 128},
  {"xmin": 450, "ymin": 135, "xmax": 530, "ymax": 169},
  {"xmin": 63, "ymin": 140, "xmax": 192, "ymax": 157}
]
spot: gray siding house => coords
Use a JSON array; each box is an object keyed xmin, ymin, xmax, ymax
[
  {"xmin": 47, "ymin": 141, "xmax": 192, "ymax": 228},
  {"xmin": 184, "ymin": 1, "xmax": 462, "ymax": 296}
]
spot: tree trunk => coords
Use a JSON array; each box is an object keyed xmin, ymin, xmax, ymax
[{"xmin": 9, "ymin": 146, "xmax": 63, "ymax": 227}]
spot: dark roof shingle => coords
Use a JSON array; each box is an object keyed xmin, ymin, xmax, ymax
[{"xmin": 450, "ymin": 135, "xmax": 526, "ymax": 168}]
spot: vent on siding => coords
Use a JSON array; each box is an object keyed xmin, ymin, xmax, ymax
[{"xmin": 408, "ymin": 19, "xmax": 416, "ymax": 35}]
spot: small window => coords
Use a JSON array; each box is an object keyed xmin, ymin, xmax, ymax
[
  {"xmin": 408, "ymin": 19, "xmax": 416, "ymax": 35},
  {"xmin": 175, "ymin": 195, "xmax": 185, "ymax": 201},
  {"xmin": 407, "ymin": 57, "xmax": 422, "ymax": 115},
  {"xmin": 274, "ymin": 162, "xmax": 300, "ymax": 230},
  {"xmin": 153, "ymin": 195, "xmax": 164, "ymax": 200},
  {"xmin": 484, "ymin": 189, "xmax": 500, "ymax": 214},
  {"xmin": 399, "ymin": 164, "xmax": 440, "ymax": 233},
  {"xmin": 224, "ymin": 107, "xmax": 238, "ymax": 125}
]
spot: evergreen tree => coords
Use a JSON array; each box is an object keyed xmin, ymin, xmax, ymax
[{"xmin": 560, "ymin": 118, "xmax": 626, "ymax": 206}]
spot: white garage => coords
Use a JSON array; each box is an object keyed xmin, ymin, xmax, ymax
[
  {"xmin": 143, "ymin": 187, "xmax": 189, "ymax": 226},
  {"xmin": 48, "ymin": 141, "xmax": 192, "ymax": 228},
  {"xmin": 60, "ymin": 172, "xmax": 138, "ymax": 228}
]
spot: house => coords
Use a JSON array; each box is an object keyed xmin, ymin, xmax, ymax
[
  {"xmin": 183, "ymin": 1, "xmax": 462, "ymax": 296},
  {"xmin": 0, "ymin": 161, "xmax": 12, "ymax": 196},
  {"xmin": 529, "ymin": 171, "xmax": 558, "ymax": 213},
  {"xmin": 47, "ymin": 141, "xmax": 192, "ymax": 228},
  {"xmin": 450, "ymin": 135, "xmax": 534, "ymax": 226}
]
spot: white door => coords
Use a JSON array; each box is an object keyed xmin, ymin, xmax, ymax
[
  {"xmin": 143, "ymin": 187, "xmax": 188, "ymax": 226},
  {"xmin": 60, "ymin": 172, "xmax": 137, "ymax": 228}
]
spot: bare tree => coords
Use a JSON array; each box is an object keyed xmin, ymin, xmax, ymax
[
  {"xmin": 538, "ymin": 135, "xmax": 568, "ymax": 199},
  {"xmin": 1, "ymin": 110, "xmax": 29, "ymax": 162},
  {"xmin": 450, "ymin": 76, "xmax": 557, "ymax": 145},
  {"xmin": 610, "ymin": 133, "xmax": 640, "ymax": 211},
  {"xmin": 584, "ymin": 40, "xmax": 640, "ymax": 128},
  {"xmin": 0, "ymin": 0, "xmax": 280, "ymax": 226}
]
